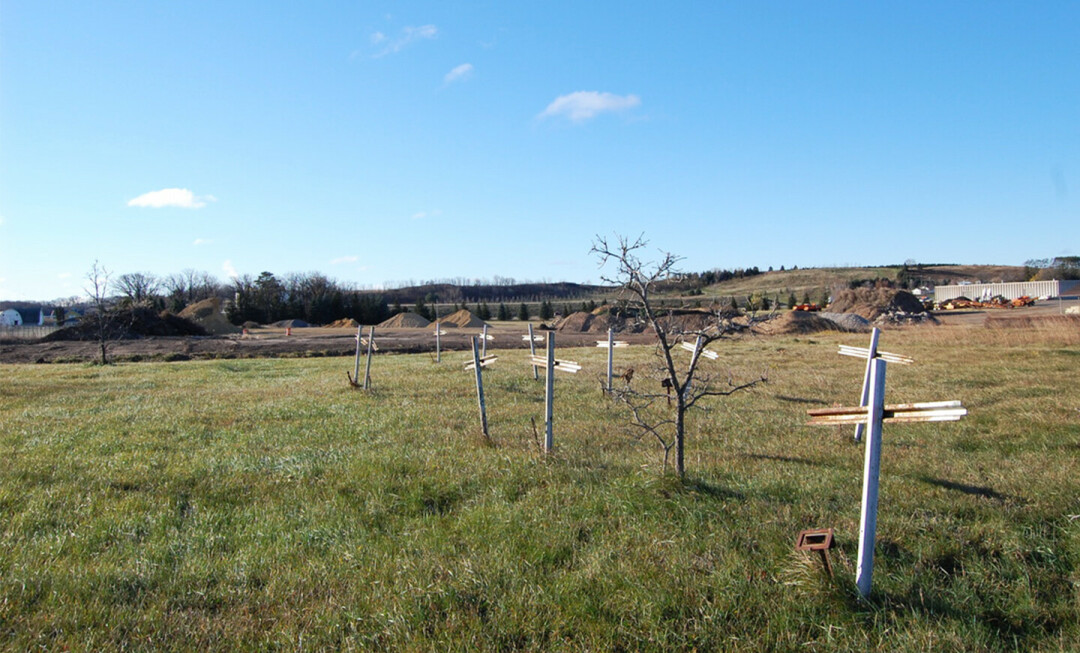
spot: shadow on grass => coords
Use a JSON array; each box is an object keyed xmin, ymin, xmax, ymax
[
  {"xmin": 742, "ymin": 453, "xmax": 826, "ymax": 467},
  {"xmin": 680, "ymin": 477, "xmax": 746, "ymax": 501},
  {"xmin": 774, "ymin": 394, "xmax": 830, "ymax": 405},
  {"xmin": 916, "ymin": 475, "xmax": 1013, "ymax": 503}
]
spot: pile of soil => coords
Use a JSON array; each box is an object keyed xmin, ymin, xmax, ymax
[
  {"xmin": 272, "ymin": 319, "xmax": 310, "ymax": 328},
  {"xmin": 555, "ymin": 311, "xmax": 595, "ymax": 332},
  {"xmin": 653, "ymin": 309, "xmax": 740, "ymax": 334},
  {"xmin": 440, "ymin": 309, "xmax": 487, "ymax": 329},
  {"xmin": 378, "ymin": 312, "xmax": 431, "ymax": 328},
  {"xmin": 327, "ymin": 318, "xmax": 360, "ymax": 328},
  {"xmin": 178, "ymin": 298, "xmax": 241, "ymax": 335},
  {"xmin": 827, "ymin": 288, "xmax": 928, "ymax": 322},
  {"xmin": 818, "ymin": 312, "xmax": 872, "ymax": 332},
  {"xmin": 754, "ymin": 311, "xmax": 841, "ymax": 335},
  {"xmin": 242, "ymin": 321, "xmax": 262, "ymax": 330},
  {"xmin": 42, "ymin": 306, "xmax": 207, "ymax": 341}
]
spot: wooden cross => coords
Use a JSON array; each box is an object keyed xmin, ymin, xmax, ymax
[
  {"xmin": 480, "ymin": 324, "xmax": 494, "ymax": 357},
  {"xmin": 523, "ymin": 323, "xmax": 543, "ymax": 380},
  {"xmin": 807, "ymin": 358, "xmax": 966, "ymax": 599},
  {"xmin": 596, "ymin": 328, "xmax": 628, "ymax": 393},
  {"xmin": 433, "ymin": 321, "xmax": 446, "ymax": 363},
  {"xmin": 680, "ymin": 339, "xmax": 718, "ymax": 360},
  {"xmin": 840, "ymin": 327, "xmax": 913, "ymax": 442},
  {"xmin": 525, "ymin": 333, "xmax": 580, "ymax": 452},
  {"xmin": 467, "ymin": 336, "xmax": 492, "ymax": 441}
]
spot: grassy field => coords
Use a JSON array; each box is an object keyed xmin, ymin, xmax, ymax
[{"xmin": 2, "ymin": 323, "xmax": 1078, "ymax": 651}]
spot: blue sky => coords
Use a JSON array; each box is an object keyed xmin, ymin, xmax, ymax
[{"xmin": 1, "ymin": 2, "xmax": 1077, "ymax": 301}]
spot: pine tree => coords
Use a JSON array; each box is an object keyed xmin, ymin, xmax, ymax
[
  {"xmin": 539, "ymin": 300, "xmax": 554, "ymax": 320},
  {"xmin": 518, "ymin": 302, "xmax": 530, "ymax": 321},
  {"xmin": 497, "ymin": 302, "xmax": 511, "ymax": 321}
]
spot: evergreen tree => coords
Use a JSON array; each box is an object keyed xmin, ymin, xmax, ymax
[
  {"xmin": 518, "ymin": 302, "xmax": 530, "ymax": 321},
  {"xmin": 787, "ymin": 292, "xmax": 798, "ymax": 308},
  {"xmin": 539, "ymin": 300, "xmax": 554, "ymax": 320},
  {"xmin": 497, "ymin": 302, "xmax": 511, "ymax": 321}
]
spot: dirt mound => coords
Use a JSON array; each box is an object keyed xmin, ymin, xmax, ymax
[
  {"xmin": 178, "ymin": 298, "xmax": 241, "ymax": 335},
  {"xmin": 378, "ymin": 312, "xmax": 431, "ymax": 328},
  {"xmin": 755, "ymin": 311, "xmax": 841, "ymax": 335},
  {"xmin": 440, "ymin": 309, "xmax": 487, "ymax": 329},
  {"xmin": 556, "ymin": 311, "xmax": 595, "ymax": 332},
  {"xmin": 272, "ymin": 319, "xmax": 310, "ymax": 328},
  {"xmin": 817, "ymin": 312, "xmax": 872, "ymax": 332},
  {"xmin": 242, "ymin": 321, "xmax": 262, "ymax": 329},
  {"xmin": 43, "ymin": 306, "xmax": 207, "ymax": 341},
  {"xmin": 327, "ymin": 318, "xmax": 360, "ymax": 328},
  {"xmin": 827, "ymin": 288, "xmax": 927, "ymax": 321}
]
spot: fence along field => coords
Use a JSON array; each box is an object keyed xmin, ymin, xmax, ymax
[{"xmin": 1, "ymin": 322, "xmax": 1078, "ymax": 650}]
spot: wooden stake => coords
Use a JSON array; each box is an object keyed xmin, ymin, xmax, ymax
[
  {"xmin": 435, "ymin": 321, "xmax": 441, "ymax": 363},
  {"xmin": 528, "ymin": 323, "xmax": 538, "ymax": 380},
  {"xmin": 606, "ymin": 328, "xmax": 614, "ymax": 393},
  {"xmin": 481, "ymin": 324, "xmax": 489, "ymax": 358},
  {"xmin": 545, "ymin": 332, "xmax": 555, "ymax": 453},
  {"xmin": 854, "ymin": 328, "xmax": 881, "ymax": 443},
  {"xmin": 471, "ymin": 336, "xmax": 489, "ymax": 440},
  {"xmin": 363, "ymin": 326, "xmax": 375, "ymax": 390},
  {"xmin": 856, "ymin": 358, "xmax": 886, "ymax": 599},
  {"xmin": 352, "ymin": 324, "xmax": 363, "ymax": 384}
]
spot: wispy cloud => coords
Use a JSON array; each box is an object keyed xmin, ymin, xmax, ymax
[
  {"xmin": 411, "ymin": 209, "xmax": 442, "ymax": 220},
  {"xmin": 444, "ymin": 63, "xmax": 473, "ymax": 85},
  {"xmin": 193, "ymin": 238, "xmax": 213, "ymax": 246},
  {"xmin": 539, "ymin": 91, "xmax": 641, "ymax": 123},
  {"xmin": 58, "ymin": 272, "xmax": 73, "ymax": 279},
  {"xmin": 366, "ymin": 24, "xmax": 438, "ymax": 58},
  {"xmin": 128, "ymin": 188, "xmax": 216, "ymax": 209},
  {"xmin": 331, "ymin": 255, "xmax": 359, "ymax": 265},
  {"xmin": 222, "ymin": 260, "xmax": 239, "ymax": 279}
]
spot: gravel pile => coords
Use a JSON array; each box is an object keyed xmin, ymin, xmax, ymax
[{"xmin": 818, "ymin": 312, "xmax": 871, "ymax": 332}]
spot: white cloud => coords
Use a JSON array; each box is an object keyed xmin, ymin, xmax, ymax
[
  {"xmin": 193, "ymin": 238, "xmax": 213, "ymax": 246},
  {"xmin": 371, "ymin": 24, "xmax": 437, "ymax": 57},
  {"xmin": 411, "ymin": 209, "xmax": 442, "ymax": 220},
  {"xmin": 222, "ymin": 260, "xmax": 238, "ymax": 279},
  {"xmin": 127, "ymin": 188, "xmax": 215, "ymax": 209},
  {"xmin": 331, "ymin": 255, "xmax": 359, "ymax": 264},
  {"xmin": 539, "ymin": 91, "xmax": 641, "ymax": 122},
  {"xmin": 58, "ymin": 272, "xmax": 73, "ymax": 279},
  {"xmin": 444, "ymin": 63, "xmax": 473, "ymax": 85}
]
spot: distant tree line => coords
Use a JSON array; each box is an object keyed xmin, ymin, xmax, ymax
[{"xmin": 1025, "ymin": 257, "xmax": 1080, "ymax": 281}]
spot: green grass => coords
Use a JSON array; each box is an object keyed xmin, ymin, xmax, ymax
[{"xmin": 2, "ymin": 326, "xmax": 1079, "ymax": 651}]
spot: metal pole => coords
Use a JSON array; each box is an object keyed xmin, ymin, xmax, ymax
[
  {"xmin": 363, "ymin": 326, "xmax": 375, "ymax": 390},
  {"xmin": 352, "ymin": 324, "xmax": 363, "ymax": 382},
  {"xmin": 854, "ymin": 327, "xmax": 881, "ymax": 443},
  {"xmin": 471, "ymin": 336, "xmax": 489, "ymax": 439},
  {"xmin": 528, "ymin": 323, "xmax": 538, "ymax": 380},
  {"xmin": 481, "ymin": 324, "xmax": 489, "ymax": 358},
  {"xmin": 435, "ymin": 321, "xmax": 441, "ymax": 363},
  {"xmin": 606, "ymin": 328, "xmax": 614, "ymax": 393},
  {"xmin": 856, "ymin": 357, "xmax": 887, "ymax": 599},
  {"xmin": 545, "ymin": 332, "xmax": 555, "ymax": 453}
]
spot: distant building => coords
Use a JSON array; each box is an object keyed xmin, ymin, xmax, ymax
[
  {"xmin": 0, "ymin": 309, "xmax": 24, "ymax": 326},
  {"xmin": 934, "ymin": 280, "xmax": 1080, "ymax": 302}
]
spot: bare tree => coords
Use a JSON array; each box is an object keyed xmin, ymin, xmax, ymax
[
  {"xmin": 113, "ymin": 271, "xmax": 160, "ymax": 305},
  {"xmin": 591, "ymin": 234, "xmax": 767, "ymax": 477},
  {"xmin": 85, "ymin": 260, "xmax": 112, "ymax": 365}
]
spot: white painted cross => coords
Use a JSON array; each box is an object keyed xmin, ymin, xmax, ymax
[
  {"xmin": 680, "ymin": 339, "xmax": 718, "ymax": 360},
  {"xmin": 525, "ymin": 333, "xmax": 580, "ymax": 452},
  {"xmin": 839, "ymin": 327, "xmax": 913, "ymax": 442},
  {"xmin": 523, "ymin": 323, "xmax": 543, "ymax": 380},
  {"xmin": 467, "ymin": 336, "xmax": 491, "ymax": 440},
  {"xmin": 807, "ymin": 358, "xmax": 966, "ymax": 599},
  {"xmin": 596, "ymin": 327, "xmax": 628, "ymax": 393},
  {"xmin": 433, "ymin": 321, "xmax": 446, "ymax": 363}
]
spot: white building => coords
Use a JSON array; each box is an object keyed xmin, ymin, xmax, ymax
[
  {"xmin": 934, "ymin": 280, "xmax": 1080, "ymax": 302},
  {"xmin": 0, "ymin": 309, "xmax": 24, "ymax": 326}
]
